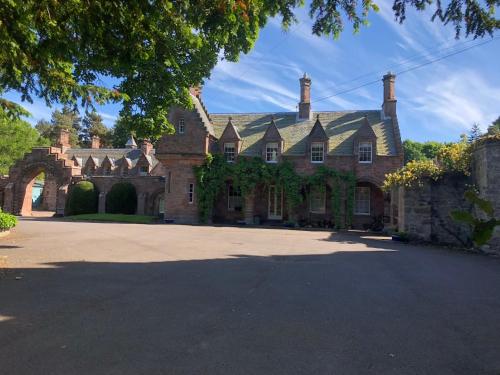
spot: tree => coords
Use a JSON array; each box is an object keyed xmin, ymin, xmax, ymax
[
  {"xmin": 487, "ymin": 116, "xmax": 500, "ymax": 135},
  {"xmin": 35, "ymin": 106, "xmax": 81, "ymax": 147},
  {"xmin": 1, "ymin": 1, "xmax": 498, "ymax": 138},
  {"xmin": 402, "ymin": 139, "xmax": 444, "ymax": 164},
  {"xmin": 0, "ymin": 108, "xmax": 50, "ymax": 175},
  {"xmin": 81, "ymin": 111, "xmax": 112, "ymax": 147},
  {"xmin": 111, "ymin": 117, "xmax": 133, "ymax": 148},
  {"xmin": 468, "ymin": 123, "xmax": 482, "ymax": 143}
]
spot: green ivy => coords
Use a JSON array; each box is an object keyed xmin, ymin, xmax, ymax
[{"xmin": 194, "ymin": 155, "xmax": 356, "ymax": 227}]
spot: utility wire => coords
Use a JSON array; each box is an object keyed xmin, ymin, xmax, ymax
[{"xmin": 312, "ymin": 35, "xmax": 499, "ymax": 104}]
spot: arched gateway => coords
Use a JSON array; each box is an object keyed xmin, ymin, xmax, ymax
[{"xmin": 2, "ymin": 147, "xmax": 81, "ymax": 216}]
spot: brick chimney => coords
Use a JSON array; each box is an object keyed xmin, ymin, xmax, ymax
[
  {"xmin": 56, "ymin": 128, "xmax": 70, "ymax": 152},
  {"xmin": 382, "ymin": 72, "xmax": 397, "ymax": 119},
  {"xmin": 298, "ymin": 73, "xmax": 311, "ymax": 120},
  {"xmin": 189, "ymin": 85, "xmax": 202, "ymax": 98},
  {"xmin": 140, "ymin": 139, "xmax": 153, "ymax": 155},
  {"xmin": 91, "ymin": 135, "xmax": 100, "ymax": 149}
]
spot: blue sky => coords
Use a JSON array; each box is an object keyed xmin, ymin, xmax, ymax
[{"xmin": 5, "ymin": 4, "xmax": 500, "ymax": 143}]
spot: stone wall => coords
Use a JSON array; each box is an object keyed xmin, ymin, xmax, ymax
[{"xmin": 399, "ymin": 140, "xmax": 500, "ymax": 251}]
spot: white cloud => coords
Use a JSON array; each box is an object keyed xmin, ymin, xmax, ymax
[{"xmin": 402, "ymin": 69, "xmax": 500, "ymax": 133}]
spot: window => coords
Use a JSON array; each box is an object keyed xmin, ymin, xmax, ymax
[
  {"xmin": 311, "ymin": 142, "xmax": 325, "ymax": 163},
  {"xmin": 139, "ymin": 166, "xmax": 149, "ymax": 176},
  {"xmin": 103, "ymin": 167, "xmax": 111, "ymax": 176},
  {"xmin": 228, "ymin": 184, "xmax": 243, "ymax": 211},
  {"xmin": 359, "ymin": 142, "xmax": 372, "ymax": 163},
  {"xmin": 224, "ymin": 143, "xmax": 236, "ymax": 162},
  {"xmin": 178, "ymin": 117, "xmax": 185, "ymax": 134},
  {"xmin": 355, "ymin": 186, "xmax": 370, "ymax": 215},
  {"xmin": 310, "ymin": 187, "xmax": 326, "ymax": 213},
  {"xmin": 188, "ymin": 183, "xmax": 194, "ymax": 204},
  {"xmin": 266, "ymin": 142, "xmax": 279, "ymax": 163}
]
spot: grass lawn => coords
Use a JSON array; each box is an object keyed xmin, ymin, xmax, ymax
[{"xmin": 64, "ymin": 213, "xmax": 157, "ymax": 224}]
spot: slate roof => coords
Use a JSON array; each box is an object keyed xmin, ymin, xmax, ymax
[
  {"xmin": 210, "ymin": 111, "xmax": 397, "ymax": 156},
  {"xmin": 65, "ymin": 148, "xmax": 159, "ymax": 168}
]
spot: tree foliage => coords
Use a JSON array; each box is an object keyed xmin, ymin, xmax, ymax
[
  {"xmin": 111, "ymin": 116, "xmax": 133, "ymax": 148},
  {"xmin": 487, "ymin": 116, "xmax": 500, "ymax": 135},
  {"xmin": 451, "ymin": 189, "xmax": 500, "ymax": 247},
  {"xmin": 80, "ymin": 111, "xmax": 112, "ymax": 147},
  {"xmin": 0, "ymin": 108, "xmax": 49, "ymax": 175},
  {"xmin": 1, "ymin": 0, "xmax": 497, "ymax": 138},
  {"xmin": 35, "ymin": 106, "xmax": 81, "ymax": 147},
  {"xmin": 384, "ymin": 139, "xmax": 471, "ymax": 190},
  {"xmin": 402, "ymin": 139, "xmax": 444, "ymax": 164},
  {"xmin": 468, "ymin": 123, "xmax": 482, "ymax": 143}
]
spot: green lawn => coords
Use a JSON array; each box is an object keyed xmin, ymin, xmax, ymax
[{"xmin": 64, "ymin": 213, "xmax": 157, "ymax": 224}]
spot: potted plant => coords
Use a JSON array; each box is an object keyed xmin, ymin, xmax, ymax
[{"xmin": 0, "ymin": 210, "xmax": 17, "ymax": 237}]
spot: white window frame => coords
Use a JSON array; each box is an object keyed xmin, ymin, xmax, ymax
[
  {"xmin": 188, "ymin": 183, "xmax": 194, "ymax": 204},
  {"xmin": 358, "ymin": 141, "xmax": 372, "ymax": 163},
  {"xmin": 266, "ymin": 142, "xmax": 279, "ymax": 163},
  {"xmin": 355, "ymin": 186, "xmax": 371, "ymax": 215},
  {"xmin": 311, "ymin": 142, "xmax": 325, "ymax": 163},
  {"xmin": 309, "ymin": 187, "xmax": 326, "ymax": 214},
  {"xmin": 178, "ymin": 117, "xmax": 185, "ymax": 134},
  {"xmin": 224, "ymin": 142, "xmax": 236, "ymax": 162},
  {"xmin": 227, "ymin": 184, "xmax": 243, "ymax": 211}
]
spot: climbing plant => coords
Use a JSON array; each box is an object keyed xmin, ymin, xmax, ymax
[{"xmin": 194, "ymin": 154, "xmax": 356, "ymax": 227}]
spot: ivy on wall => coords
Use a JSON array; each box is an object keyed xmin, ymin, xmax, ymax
[{"xmin": 194, "ymin": 154, "xmax": 356, "ymax": 227}]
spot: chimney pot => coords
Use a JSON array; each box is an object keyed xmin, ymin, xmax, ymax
[{"xmin": 382, "ymin": 73, "xmax": 397, "ymax": 118}]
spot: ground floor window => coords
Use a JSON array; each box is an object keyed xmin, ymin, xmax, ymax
[
  {"xmin": 228, "ymin": 184, "xmax": 243, "ymax": 211},
  {"xmin": 188, "ymin": 183, "xmax": 194, "ymax": 204},
  {"xmin": 310, "ymin": 187, "xmax": 326, "ymax": 213},
  {"xmin": 268, "ymin": 185, "xmax": 283, "ymax": 219},
  {"xmin": 355, "ymin": 186, "xmax": 370, "ymax": 215}
]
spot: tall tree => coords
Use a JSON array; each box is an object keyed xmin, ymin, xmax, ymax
[
  {"xmin": 487, "ymin": 116, "xmax": 500, "ymax": 135},
  {"xmin": 111, "ymin": 117, "xmax": 133, "ymax": 148},
  {"xmin": 35, "ymin": 106, "xmax": 81, "ymax": 147},
  {"xmin": 81, "ymin": 111, "xmax": 112, "ymax": 147},
  {"xmin": 0, "ymin": 108, "xmax": 50, "ymax": 175},
  {"xmin": 468, "ymin": 123, "xmax": 482, "ymax": 143},
  {"xmin": 1, "ymin": 0, "xmax": 497, "ymax": 138}
]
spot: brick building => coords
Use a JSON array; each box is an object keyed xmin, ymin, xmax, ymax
[
  {"xmin": 158, "ymin": 72, "xmax": 403, "ymax": 227},
  {"xmin": 1, "ymin": 73, "xmax": 403, "ymax": 228}
]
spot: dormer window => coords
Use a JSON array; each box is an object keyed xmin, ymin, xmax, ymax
[
  {"xmin": 103, "ymin": 167, "xmax": 111, "ymax": 176},
  {"xmin": 359, "ymin": 142, "xmax": 372, "ymax": 163},
  {"xmin": 311, "ymin": 142, "xmax": 325, "ymax": 163},
  {"xmin": 224, "ymin": 143, "xmax": 236, "ymax": 162},
  {"xmin": 139, "ymin": 165, "xmax": 149, "ymax": 176},
  {"xmin": 178, "ymin": 117, "xmax": 185, "ymax": 134},
  {"xmin": 266, "ymin": 143, "xmax": 279, "ymax": 163}
]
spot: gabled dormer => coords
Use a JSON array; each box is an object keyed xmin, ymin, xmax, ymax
[
  {"xmin": 100, "ymin": 155, "xmax": 115, "ymax": 176},
  {"xmin": 354, "ymin": 116, "xmax": 377, "ymax": 164},
  {"xmin": 83, "ymin": 156, "xmax": 99, "ymax": 176},
  {"xmin": 308, "ymin": 115, "xmax": 328, "ymax": 163},
  {"xmin": 135, "ymin": 152, "xmax": 152, "ymax": 176},
  {"xmin": 262, "ymin": 117, "xmax": 284, "ymax": 163},
  {"xmin": 116, "ymin": 156, "xmax": 132, "ymax": 176},
  {"xmin": 219, "ymin": 117, "xmax": 242, "ymax": 162},
  {"xmin": 71, "ymin": 155, "xmax": 83, "ymax": 168}
]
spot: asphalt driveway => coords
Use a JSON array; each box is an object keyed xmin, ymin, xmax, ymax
[{"xmin": 1, "ymin": 219, "xmax": 500, "ymax": 374}]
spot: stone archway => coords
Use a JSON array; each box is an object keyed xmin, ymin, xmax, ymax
[{"xmin": 2, "ymin": 147, "xmax": 81, "ymax": 216}]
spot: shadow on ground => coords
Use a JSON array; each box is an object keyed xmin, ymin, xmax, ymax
[{"xmin": 1, "ymin": 238, "xmax": 500, "ymax": 375}]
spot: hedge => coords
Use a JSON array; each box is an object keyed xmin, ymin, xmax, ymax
[
  {"xmin": 0, "ymin": 210, "xmax": 17, "ymax": 231},
  {"xmin": 66, "ymin": 181, "xmax": 99, "ymax": 215},
  {"xmin": 105, "ymin": 182, "xmax": 137, "ymax": 214}
]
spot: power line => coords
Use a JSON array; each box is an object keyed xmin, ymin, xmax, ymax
[{"xmin": 312, "ymin": 35, "xmax": 499, "ymax": 104}]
